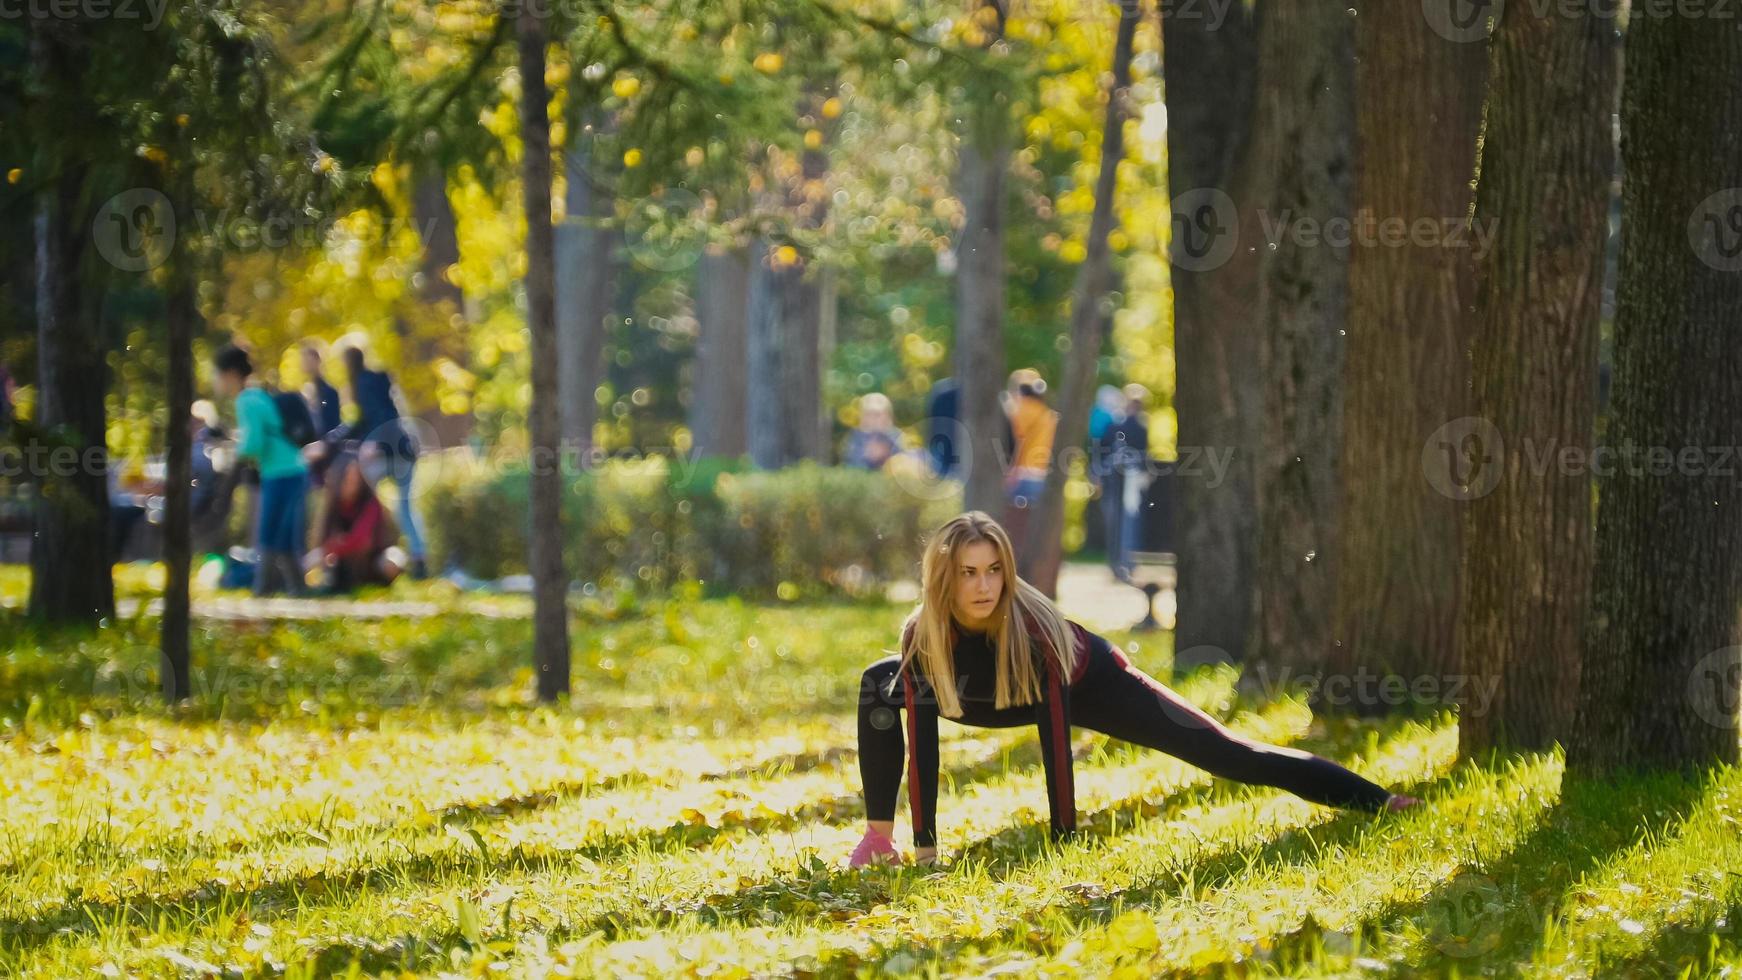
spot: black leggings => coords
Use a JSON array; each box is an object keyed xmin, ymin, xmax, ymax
[{"xmin": 858, "ymin": 636, "xmax": 1394, "ymax": 845}]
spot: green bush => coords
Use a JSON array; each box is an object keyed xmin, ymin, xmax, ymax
[{"xmin": 422, "ymin": 453, "xmax": 961, "ymax": 598}]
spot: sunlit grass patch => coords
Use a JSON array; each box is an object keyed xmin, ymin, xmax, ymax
[{"xmin": 3, "ymin": 592, "xmax": 1737, "ymax": 979}]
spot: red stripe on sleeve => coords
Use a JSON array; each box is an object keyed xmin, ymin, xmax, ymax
[
  {"xmin": 903, "ymin": 670, "xmax": 925, "ymax": 840},
  {"xmin": 1048, "ymin": 667, "xmax": 1075, "ymax": 832}
]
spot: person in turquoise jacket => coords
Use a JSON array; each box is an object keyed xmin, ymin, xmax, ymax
[{"xmin": 212, "ymin": 344, "xmax": 308, "ymax": 595}]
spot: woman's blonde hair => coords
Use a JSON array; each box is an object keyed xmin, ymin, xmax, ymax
[{"xmin": 898, "ymin": 511, "xmax": 1077, "ymax": 717}]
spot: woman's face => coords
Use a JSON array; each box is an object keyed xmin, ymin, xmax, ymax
[
  {"xmin": 213, "ymin": 370, "xmax": 241, "ymax": 399},
  {"xmin": 950, "ymin": 538, "xmax": 1004, "ymax": 631}
]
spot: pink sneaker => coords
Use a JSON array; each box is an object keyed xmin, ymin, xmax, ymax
[
  {"xmin": 1385, "ymin": 793, "xmax": 1422, "ymax": 813},
  {"xmin": 848, "ymin": 827, "xmax": 901, "ymax": 868}
]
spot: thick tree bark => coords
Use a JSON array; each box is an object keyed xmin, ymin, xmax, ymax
[
  {"xmin": 1326, "ymin": 1, "xmax": 1485, "ymax": 706},
  {"xmin": 556, "ymin": 121, "xmax": 618, "ymax": 458},
  {"xmin": 747, "ymin": 254, "xmax": 829, "ymax": 468},
  {"xmin": 747, "ymin": 116, "xmax": 832, "ymax": 469},
  {"xmin": 955, "ymin": 0, "xmax": 1011, "ymax": 516},
  {"xmin": 1160, "ymin": 0, "xmax": 1262, "ymax": 668},
  {"xmin": 1570, "ymin": 14, "xmax": 1742, "ymax": 773},
  {"xmin": 515, "ymin": 4, "xmax": 571, "ymax": 702},
  {"xmin": 746, "ymin": 237, "xmax": 783, "ymax": 468},
  {"xmin": 1248, "ymin": 0, "xmax": 1353, "ymax": 686},
  {"xmin": 29, "ymin": 163, "xmax": 114, "ymax": 625},
  {"xmin": 782, "ymin": 260, "xmax": 829, "ymax": 462},
  {"xmin": 1023, "ymin": 0, "xmax": 1138, "ymax": 596},
  {"xmin": 1455, "ymin": 3, "xmax": 1614, "ymax": 758},
  {"xmin": 689, "ymin": 242, "xmax": 751, "ymax": 458}
]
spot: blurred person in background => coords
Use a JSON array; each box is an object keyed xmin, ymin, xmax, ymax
[
  {"xmin": 211, "ymin": 343, "xmax": 308, "ymax": 596},
  {"xmin": 1004, "ymin": 368, "xmax": 1056, "ymax": 509},
  {"xmin": 845, "ymin": 392, "xmax": 905, "ymax": 471},
  {"xmin": 1093, "ymin": 383, "xmax": 1151, "ymax": 582},
  {"xmin": 307, "ymin": 450, "xmax": 405, "ymax": 594},
  {"xmin": 1089, "ymin": 384, "xmax": 1123, "ymax": 443},
  {"xmin": 339, "ymin": 344, "xmax": 427, "ymax": 579}
]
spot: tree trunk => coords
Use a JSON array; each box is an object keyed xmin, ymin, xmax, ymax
[
  {"xmin": 1022, "ymin": 0, "xmax": 1138, "ymax": 596},
  {"xmin": 781, "ymin": 259, "xmax": 828, "ymax": 462},
  {"xmin": 955, "ymin": 0, "xmax": 1011, "ymax": 517},
  {"xmin": 689, "ymin": 242, "xmax": 751, "ymax": 458},
  {"xmin": 1569, "ymin": 14, "xmax": 1742, "ymax": 773},
  {"xmin": 28, "ymin": 158, "xmax": 114, "ymax": 625},
  {"xmin": 1247, "ymin": 0, "xmax": 1354, "ymax": 687},
  {"xmin": 556, "ymin": 120, "xmax": 618, "ymax": 458},
  {"xmin": 746, "ymin": 125, "xmax": 833, "ymax": 468},
  {"xmin": 515, "ymin": 3, "xmax": 571, "ymax": 702},
  {"xmin": 748, "ymin": 263, "xmax": 828, "ymax": 468},
  {"xmin": 1325, "ymin": 1, "xmax": 1485, "ymax": 707},
  {"xmin": 409, "ymin": 160, "xmax": 474, "ymax": 450},
  {"xmin": 413, "ymin": 161, "xmax": 464, "ymax": 314},
  {"xmin": 160, "ymin": 160, "xmax": 198, "ymax": 703},
  {"xmin": 1160, "ymin": 0, "xmax": 1262, "ymax": 668},
  {"xmin": 746, "ymin": 240, "xmax": 790, "ymax": 468},
  {"xmin": 1455, "ymin": 3, "xmax": 1613, "ymax": 758}
]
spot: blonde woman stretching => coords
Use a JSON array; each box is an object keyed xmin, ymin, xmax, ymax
[{"xmin": 849, "ymin": 511, "xmax": 1419, "ymax": 866}]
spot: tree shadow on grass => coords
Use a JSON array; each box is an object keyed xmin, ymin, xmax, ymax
[
  {"xmin": 804, "ymin": 756, "xmax": 1468, "ymax": 979},
  {"xmin": 0, "ymin": 730, "xmax": 1050, "ymax": 960},
  {"xmin": 1590, "ymin": 894, "xmax": 1742, "ymax": 979},
  {"xmin": 256, "ymin": 708, "xmax": 1449, "ymax": 975},
  {"xmin": 1353, "ymin": 761, "xmax": 1723, "ymax": 977},
  {"xmin": 948, "ymin": 711, "xmax": 1439, "ymax": 879},
  {"xmin": 639, "ymin": 712, "xmax": 1440, "ymax": 942}
]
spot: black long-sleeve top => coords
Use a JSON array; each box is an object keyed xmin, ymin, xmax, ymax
[{"xmin": 895, "ymin": 617, "xmax": 1093, "ymax": 848}]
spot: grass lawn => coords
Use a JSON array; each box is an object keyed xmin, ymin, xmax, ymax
[{"xmin": 2, "ymin": 575, "xmax": 1739, "ymax": 977}]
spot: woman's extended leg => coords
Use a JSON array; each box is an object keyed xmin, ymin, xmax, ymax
[{"xmin": 1073, "ymin": 644, "xmax": 1395, "ymax": 811}]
